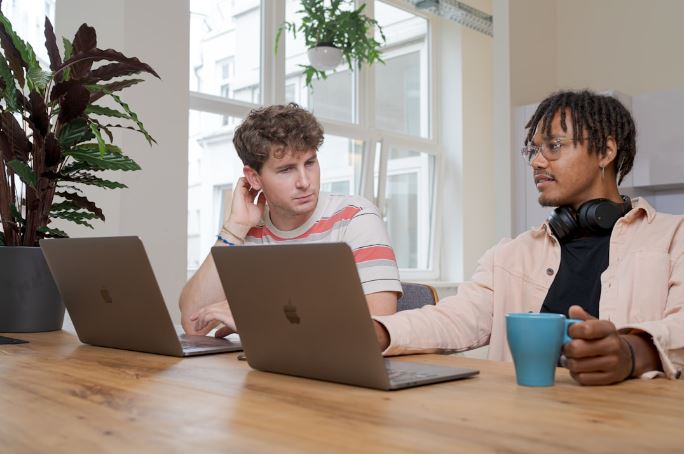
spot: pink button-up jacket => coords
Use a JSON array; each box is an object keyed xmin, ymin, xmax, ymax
[{"xmin": 375, "ymin": 198, "xmax": 684, "ymax": 378}]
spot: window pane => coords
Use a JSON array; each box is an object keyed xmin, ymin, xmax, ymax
[
  {"xmin": 188, "ymin": 110, "xmax": 244, "ymax": 278},
  {"xmin": 383, "ymin": 148, "xmax": 435, "ymax": 269},
  {"xmin": 375, "ymin": 1, "xmax": 429, "ymax": 138},
  {"xmin": 284, "ymin": 0, "xmax": 354, "ymax": 123},
  {"xmin": 190, "ymin": 0, "xmax": 261, "ymax": 104},
  {"xmin": 1, "ymin": 0, "xmax": 55, "ymax": 69},
  {"xmin": 318, "ymin": 135, "xmax": 364, "ymax": 195}
]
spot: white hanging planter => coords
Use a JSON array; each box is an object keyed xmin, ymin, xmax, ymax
[{"xmin": 307, "ymin": 45, "xmax": 343, "ymax": 71}]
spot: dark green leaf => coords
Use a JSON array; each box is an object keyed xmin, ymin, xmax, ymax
[
  {"xmin": 0, "ymin": 55, "xmax": 18, "ymax": 110},
  {"xmin": 62, "ymin": 37, "xmax": 73, "ymax": 81},
  {"xmin": 89, "ymin": 122, "xmax": 106, "ymax": 156},
  {"xmin": 49, "ymin": 209, "xmax": 95, "ymax": 228},
  {"xmin": 58, "ymin": 117, "xmax": 94, "ymax": 148},
  {"xmin": 44, "ymin": 17, "xmax": 62, "ymax": 72},
  {"xmin": 7, "ymin": 159, "xmax": 36, "ymax": 188},
  {"xmin": 55, "ymin": 191, "xmax": 104, "ymax": 221},
  {"xmin": 62, "ymin": 173, "xmax": 127, "ymax": 189},
  {"xmin": 44, "ymin": 132, "xmax": 62, "ymax": 168},
  {"xmin": 10, "ymin": 203, "xmax": 24, "ymax": 226},
  {"xmin": 85, "ymin": 104, "xmax": 129, "ymax": 120},
  {"xmin": 0, "ymin": 12, "xmax": 39, "ymax": 70},
  {"xmin": 37, "ymin": 225, "xmax": 68, "ymax": 238},
  {"xmin": 0, "ymin": 12, "xmax": 28, "ymax": 86},
  {"xmin": 28, "ymin": 91, "xmax": 49, "ymax": 137},
  {"xmin": 55, "ymin": 183, "xmax": 84, "ymax": 194},
  {"xmin": 107, "ymin": 91, "xmax": 156, "ymax": 145},
  {"xmin": 87, "ymin": 78, "xmax": 144, "ymax": 103},
  {"xmin": 70, "ymin": 24, "xmax": 97, "ymax": 79},
  {"xmin": 26, "ymin": 67, "xmax": 51, "ymax": 92},
  {"xmin": 70, "ymin": 142, "xmax": 122, "ymax": 155},
  {"xmin": 57, "ymin": 47, "xmax": 160, "ymax": 80},
  {"xmin": 64, "ymin": 146, "xmax": 140, "ymax": 171},
  {"xmin": 57, "ymin": 82, "xmax": 90, "ymax": 123},
  {"xmin": 0, "ymin": 112, "xmax": 31, "ymax": 160}
]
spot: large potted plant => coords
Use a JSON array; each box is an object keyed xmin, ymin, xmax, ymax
[
  {"xmin": 0, "ymin": 10, "xmax": 159, "ymax": 332},
  {"xmin": 275, "ymin": 0, "xmax": 386, "ymax": 88}
]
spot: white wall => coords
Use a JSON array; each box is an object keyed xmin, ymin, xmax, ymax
[
  {"xmin": 495, "ymin": 0, "xmax": 684, "ymax": 235},
  {"xmin": 556, "ymin": 0, "xmax": 684, "ymax": 96},
  {"xmin": 56, "ymin": 0, "xmax": 189, "ymax": 322}
]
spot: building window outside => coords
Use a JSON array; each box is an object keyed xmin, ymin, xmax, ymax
[{"xmin": 189, "ymin": 0, "xmax": 439, "ymax": 278}]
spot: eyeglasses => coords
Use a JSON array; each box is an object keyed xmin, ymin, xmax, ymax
[{"xmin": 520, "ymin": 137, "xmax": 587, "ymax": 165}]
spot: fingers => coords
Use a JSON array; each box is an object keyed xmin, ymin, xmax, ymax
[
  {"xmin": 565, "ymin": 353, "xmax": 620, "ymax": 374},
  {"xmin": 564, "ymin": 331, "xmax": 622, "ymax": 358},
  {"xmin": 189, "ymin": 301, "xmax": 233, "ymax": 332},
  {"xmin": 568, "ymin": 305, "xmax": 595, "ymax": 321},
  {"xmin": 568, "ymin": 318, "xmax": 617, "ymax": 341},
  {"xmin": 570, "ymin": 371, "xmax": 621, "ymax": 386},
  {"xmin": 215, "ymin": 324, "xmax": 236, "ymax": 338}
]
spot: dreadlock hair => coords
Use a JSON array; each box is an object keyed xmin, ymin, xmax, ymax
[{"xmin": 523, "ymin": 90, "xmax": 637, "ymax": 184}]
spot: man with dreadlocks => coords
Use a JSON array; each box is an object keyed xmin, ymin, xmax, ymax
[{"xmin": 371, "ymin": 89, "xmax": 684, "ymax": 386}]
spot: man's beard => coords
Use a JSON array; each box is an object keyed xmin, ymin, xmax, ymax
[{"xmin": 538, "ymin": 194, "xmax": 561, "ymax": 208}]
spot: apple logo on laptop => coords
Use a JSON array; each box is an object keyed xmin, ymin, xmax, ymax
[
  {"xmin": 283, "ymin": 300, "xmax": 300, "ymax": 324},
  {"xmin": 100, "ymin": 287, "xmax": 113, "ymax": 304}
]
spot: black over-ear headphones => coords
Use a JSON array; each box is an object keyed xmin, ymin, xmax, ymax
[{"xmin": 548, "ymin": 195, "xmax": 632, "ymax": 240}]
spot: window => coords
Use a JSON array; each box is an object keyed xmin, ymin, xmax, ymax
[
  {"xmin": 189, "ymin": 0, "xmax": 439, "ymax": 278},
  {"xmin": 1, "ymin": 0, "xmax": 56, "ymax": 70}
]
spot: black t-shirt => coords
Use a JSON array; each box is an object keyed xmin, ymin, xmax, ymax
[{"xmin": 540, "ymin": 233, "xmax": 611, "ymax": 318}]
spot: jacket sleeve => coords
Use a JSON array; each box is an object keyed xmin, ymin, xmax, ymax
[
  {"xmin": 623, "ymin": 251, "xmax": 684, "ymax": 379},
  {"xmin": 373, "ymin": 241, "xmax": 504, "ymax": 356}
]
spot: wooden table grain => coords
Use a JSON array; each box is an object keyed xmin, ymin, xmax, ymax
[{"xmin": 1, "ymin": 329, "xmax": 682, "ymax": 453}]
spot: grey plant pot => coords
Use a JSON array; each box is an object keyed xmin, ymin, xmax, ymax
[{"xmin": 0, "ymin": 246, "xmax": 65, "ymax": 332}]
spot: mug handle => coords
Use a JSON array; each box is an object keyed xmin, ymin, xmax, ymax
[{"xmin": 563, "ymin": 319, "xmax": 582, "ymax": 344}]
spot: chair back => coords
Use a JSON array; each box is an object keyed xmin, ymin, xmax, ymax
[{"xmin": 397, "ymin": 282, "xmax": 439, "ymax": 311}]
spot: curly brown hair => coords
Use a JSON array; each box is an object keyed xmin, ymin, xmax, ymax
[{"xmin": 233, "ymin": 103, "xmax": 325, "ymax": 172}]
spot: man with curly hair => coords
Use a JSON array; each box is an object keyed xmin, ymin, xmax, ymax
[{"xmin": 180, "ymin": 104, "xmax": 401, "ymax": 337}]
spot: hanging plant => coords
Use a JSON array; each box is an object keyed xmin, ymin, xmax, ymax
[{"xmin": 275, "ymin": 0, "xmax": 386, "ymax": 88}]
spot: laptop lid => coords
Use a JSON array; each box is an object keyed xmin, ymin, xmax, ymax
[
  {"xmin": 40, "ymin": 236, "xmax": 186, "ymax": 356},
  {"xmin": 212, "ymin": 242, "xmax": 476, "ymax": 390}
]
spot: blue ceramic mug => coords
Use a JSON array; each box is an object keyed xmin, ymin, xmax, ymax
[{"xmin": 506, "ymin": 313, "xmax": 581, "ymax": 387}]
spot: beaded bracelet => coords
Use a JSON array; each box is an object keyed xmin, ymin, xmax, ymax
[{"xmin": 217, "ymin": 234, "xmax": 238, "ymax": 246}]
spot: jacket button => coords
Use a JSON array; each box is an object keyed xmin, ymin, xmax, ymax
[{"xmin": 546, "ymin": 268, "xmax": 554, "ymax": 276}]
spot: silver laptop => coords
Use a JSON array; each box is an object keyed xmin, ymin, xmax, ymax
[
  {"xmin": 211, "ymin": 243, "xmax": 479, "ymax": 390},
  {"xmin": 40, "ymin": 236, "xmax": 242, "ymax": 357}
]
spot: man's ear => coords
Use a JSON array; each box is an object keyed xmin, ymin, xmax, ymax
[
  {"xmin": 599, "ymin": 137, "xmax": 618, "ymax": 169},
  {"xmin": 243, "ymin": 166, "xmax": 262, "ymax": 191}
]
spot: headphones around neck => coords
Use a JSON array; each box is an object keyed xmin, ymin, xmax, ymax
[{"xmin": 548, "ymin": 195, "xmax": 632, "ymax": 241}]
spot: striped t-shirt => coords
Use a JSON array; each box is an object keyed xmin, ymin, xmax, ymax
[{"xmin": 240, "ymin": 192, "xmax": 402, "ymax": 296}]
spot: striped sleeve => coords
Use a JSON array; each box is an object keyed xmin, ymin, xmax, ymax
[{"xmin": 343, "ymin": 203, "xmax": 402, "ymax": 296}]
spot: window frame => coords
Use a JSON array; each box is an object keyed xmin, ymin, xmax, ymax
[{"xmin": 189, "ymin": 0, "xmax": 442, "ymax": 280}]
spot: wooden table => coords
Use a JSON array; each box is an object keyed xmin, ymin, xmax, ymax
[{"xmin": 1, "ymin": 329, "xmax": 682, "ymax": 453}]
